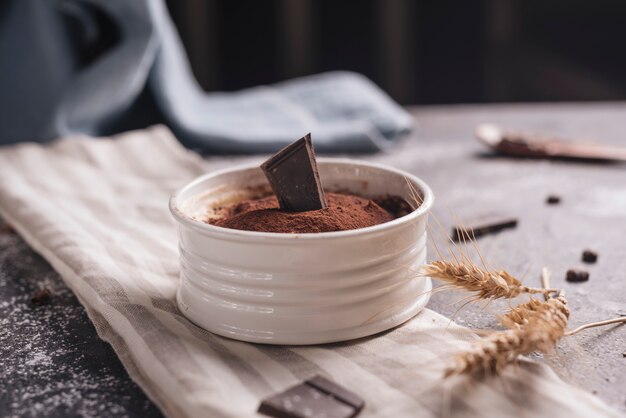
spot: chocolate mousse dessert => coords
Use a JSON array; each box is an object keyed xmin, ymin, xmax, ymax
[{"xmin": 206, "ymin": 134, "xmax": 413, "ymax": 233}]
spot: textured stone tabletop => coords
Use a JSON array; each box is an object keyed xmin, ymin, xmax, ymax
[
  {"xmin": 0, "ymin": 225, "xmax": 162, "ymax": 418},
  {"xmin": 1, "ymin": 103, "xmax": 625, "ymax": 417}
]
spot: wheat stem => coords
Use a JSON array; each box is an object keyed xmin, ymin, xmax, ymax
[
  {"xmin": 540, "ymin": 267, "xmax": 552, "ymax": 301},
  {"xmin": 565, "ymin": 317, "xmax": 626, "ymax": 336}
]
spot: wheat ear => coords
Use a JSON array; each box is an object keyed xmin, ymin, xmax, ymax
[
  {"xmin": 422, "ymin": 260, "xmax": 558, "ymax": 300},
  {"xmin": 499, "ymin": 298, "xmax": 544, "ymax": 329},
  {"xmin": 445, "ymin": 296, "xmax": 570, "ymax": 377}
]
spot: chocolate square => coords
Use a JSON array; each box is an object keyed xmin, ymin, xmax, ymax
[
  {"xmin": 258, "ymin": 376, "xmax": 364, "ymax": 418},
  {"xmin": 260, "ymin": 134, "xmax": 327, "ymax": 212}
]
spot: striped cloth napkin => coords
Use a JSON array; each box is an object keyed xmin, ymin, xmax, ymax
[{"xmin": 0, "ymin": 126, "xmax": 619, "ymax": 418}]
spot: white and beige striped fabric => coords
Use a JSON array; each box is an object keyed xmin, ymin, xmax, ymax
[{"xmin": 0, "ymin": 126, "xmax": 619, "ymax": 418}]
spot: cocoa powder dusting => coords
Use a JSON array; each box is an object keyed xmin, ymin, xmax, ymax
[{"xmin": 210, "ymin": 192, "xmax": 398, "ymax": 233}]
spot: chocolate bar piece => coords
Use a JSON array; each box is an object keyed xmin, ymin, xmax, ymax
[
  {"xmin": 261, "ymin": 134, "xmax": 327, "ymax": 212},
  {"xmin": 258, "ymin": 375, "xmax": 364, "ymax": 418},
  {"xmin": 452, "ymin": 214, "xmax": 518, "ymax": 242}
]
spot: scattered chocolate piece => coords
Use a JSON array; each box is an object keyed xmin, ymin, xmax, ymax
[
  {"xmin": 31, "ymin": 288, "xmax": 51, "ymax": 305},
  {"xmin": 582, "ymin": 249, "xmax": 598, "ymax": 263},
  {"xmin": 0, "ymin": 223, "xmax": 15, "ymax": 234},
  {"xmin": 305, "ymin": 376, "xmax": 364, "ymax": 412},
  {"xmin": 258, "ymin": 375, "xmax": 364, "ymax": 418},
  {"xmin": 546, "ymin": 195, "xmax": 561, "ymax": 205},
  {"xmin": 566, "ymin": 269, "xmax": 589, "ymax": 283},
  {"xmin": 261, "ymin": 134, "xmax": 327, "ymax": 212},
  {"xmin": 373, "ymin": 195, "xmax": 414, "ymax": 218},
  {"xmin": 452, "ymin": 214, "xmax": 518, "ymax": 242}
]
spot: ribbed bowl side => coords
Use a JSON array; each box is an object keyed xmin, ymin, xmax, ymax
[{"xmin": 172, "ymin": 159, "xmax": 434, "ymax": 345}]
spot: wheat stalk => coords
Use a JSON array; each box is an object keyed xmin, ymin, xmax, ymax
[
  {"xmin": 422, "ymin": 260, "xmax": 558, "ymax": 300},
  {"xmin": 445, "ymin": 296, "xmax": 570, "ymax": 377},
  {"xmin": 444, "ymin": 266, "xmax": 623, "ymax": 376},
  {"xmin": 565, "ymin": 317, "xmax": 626, "ymax": 336}
]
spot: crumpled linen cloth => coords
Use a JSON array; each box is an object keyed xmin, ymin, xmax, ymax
[{"xmin": 0, "ymin": 126, "xmax": 619, "ymax": 418}]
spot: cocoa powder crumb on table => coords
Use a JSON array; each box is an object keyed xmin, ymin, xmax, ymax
[
  {"xmin": 0, "ymin": 223, "xmax": 15, "ymax": 234},
  {"xmin": 31, "ymin": 288, "xmax": 51, "ymax": 305}
]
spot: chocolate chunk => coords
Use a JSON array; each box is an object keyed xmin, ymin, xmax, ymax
[
  {"xmin": 258, "ymin": 375, "xmax": 364, "ymax": 418},
  {"xmin": 566, "ymin": 269, "xmax": 589, "ymax": 282},
  {"xmin": 582, "ymin": 249, "xmax": 598, "ymax": 263},
  {"xmin": 452, "ymin": 214, "xmax": 518, "ymax": 242},
  {"xmin": 546, "ymin": 195, "xmax": 561, "ymax": 205},
  {"xmin": 261, "ymin": 134, "xmax": 327, "ymax": 212},
  {"xmin": 31, "ymin": 288, "xmax": 51, "ymax": 305}
]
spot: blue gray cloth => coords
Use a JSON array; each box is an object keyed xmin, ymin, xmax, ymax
[{"xmin": 0, "ymin": 0, "xmax": 413, "ymax": 153}]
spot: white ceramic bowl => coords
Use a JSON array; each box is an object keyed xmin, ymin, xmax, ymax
[{"xmin": 170, "ymin": 159, "xmax": 434, "ymax": 345}]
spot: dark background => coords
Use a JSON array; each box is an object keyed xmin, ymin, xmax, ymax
[{"xmin": 166, "ymin": 0, "xmax": 626, "ymax": 105}]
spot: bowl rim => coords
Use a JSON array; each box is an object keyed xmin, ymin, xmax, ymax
[{"xmin": 169, "ymin": 158, "xmax": 434, "ymax": 241}]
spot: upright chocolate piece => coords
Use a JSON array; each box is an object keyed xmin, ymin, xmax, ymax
[
  {"xmin": 261, "ymin": 134, "xmax": 327, "ymax": 212},
  {"xmin": 258, "ymin": 375, "xmax": 364, "ymax": 418},
  {"xmin": 452, "ymin": 214, "xmax": 518, "ymax": 242}
]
